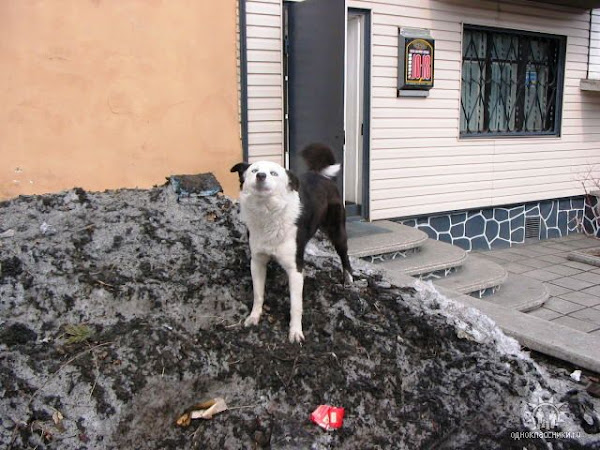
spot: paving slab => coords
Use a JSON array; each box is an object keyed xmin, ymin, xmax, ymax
[
  {"xmin": 507, "ymin": 247, "xmax": 546, "ymax": 257},
  {"xmin": 546, "ymin": 284, "xmax": 572, "ymax": 297},
  {"xmin": 523, "ymin": 245, "xmax": 562, "ymax": 255},
  {"xmin": 550, "ymin": 277, "xmax": 595, "ymax": 291},
  {"xmin": 544, "ymin": 297, "xmax": 587, "ymax": 315},
  {"xmin": 538, "ymin": 254, "xmax": 570, "ymax": 264},
  {"xmin": 486, "ymin": 251, "xmax": 526, "ymax": 263},
  {"xmin": 569, "ymin": 307, "xmax": 600, "ymax": 324},
  {"xmin": 434, "ymin": 255, "xmax": 507, "ymax": 295},
  {"xmin": 570, "ymin": 241, "xmax": 600, "ymax": 250},
  {"xmin": 377, "ymin": 238, "xmax": 467, "ymax": 277},
  {"xmin": 504, "ymin": 262, "xmax": 536, "ymax": 274},
  {"xmin": 521, "ymin": 268, "xmax": 564, "ymax": 282},
  {"xmin": 543, "ymin": 264, "xmax": 583, "ymax": 277},
  {"xmin": 558, "ymin": 291, "xmax": 600, "ymax": 308},
  {"xmin": 564, "ymin": 260, "xmax": 599, "ymax": 271},
  {"xmin": 572, "ymin": 271, "xmax": 600, "ymax": 284},
  {"xmin": 558, "ymin": 233, "xmax": 589, "ymax": 240},
  {"xmin": 517, "ymin": 258, "xmax": 555, "ymax": 269},
  {"xmin": 552, "ymin": 316, "xmax": 600, "ymax": 333},
  {"xmin": 527, "ymin": 306, "xmax": 562, "ymax": 321},
  {"xmin": 582, "ymin": 285, "xmax": 600, "ymax": 297},
  {"xmin": 347, "ymin": 220, "xmax": 428, "ymax": 258},
  {"xmin": 542, "ymin": 243, "xmax": 576, "ymax": 252}
]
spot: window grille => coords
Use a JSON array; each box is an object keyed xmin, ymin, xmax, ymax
[{"xmin": 460, "ymin": 26, "xmax": 566, "ymax": 137}]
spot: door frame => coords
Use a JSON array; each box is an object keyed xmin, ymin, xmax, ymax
[
  {"xmin": 282, "ymin": 3, "xmax": 371, "ymax": 221},
  {"xmin": 347, "ymin": 7, "xmax": 371, "ymax": 221}
]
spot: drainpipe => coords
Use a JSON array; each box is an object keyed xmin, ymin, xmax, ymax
[
  {"xmin": 239, "ymin": 0, "xmax": 249, "ymax": 162},
  {"xmin": 587, "ymin": 9, "xmax": 592, "ymax": 80}
]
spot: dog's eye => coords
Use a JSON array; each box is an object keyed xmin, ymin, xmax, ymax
[
  {"xmin": 251, "ymin": 169, "xmax": 258, "ymax": 173},
  {"xmin": 270, "ymin": 171, "xmax": 278, "ymax": 177}
]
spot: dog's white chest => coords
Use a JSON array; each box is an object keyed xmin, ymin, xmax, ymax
[{"xmin": 240, "ymin": 193, "xmax": 301, "ymax": 256}]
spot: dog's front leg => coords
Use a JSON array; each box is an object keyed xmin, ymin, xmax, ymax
[
  {"xmin": 245, "ymin": 253, "xmax": 269, "ymax": 327},
  {"xmin": 287, "ymin": 269, "xmax": 304, "ymax": 343}
]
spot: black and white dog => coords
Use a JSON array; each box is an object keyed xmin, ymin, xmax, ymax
[{"xmin": 231, "ymin": 143, "xmax": 353, "ymax": 343}]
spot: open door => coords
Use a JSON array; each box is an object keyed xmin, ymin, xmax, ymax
[{"xmin": 284, "ymin": 0, "xmax": 346, "ymax": 195}]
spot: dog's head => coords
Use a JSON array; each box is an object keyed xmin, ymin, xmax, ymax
[{"xmin": 230, "ymin": 161, "xmax": 299, "ymax": 196}]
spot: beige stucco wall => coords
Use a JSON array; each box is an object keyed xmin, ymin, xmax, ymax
[{"xmin": 0, "ymin": 0, "xmax": 242, "ymax": 199}]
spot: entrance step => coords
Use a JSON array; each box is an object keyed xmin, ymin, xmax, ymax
[
  {"xmin": 434, "ymin": 256, "xmax": 508, "ymax": 296},
  {"xmin": 441, "ymin": 272, "xmax": 548, "ymax": 312},
  {"xmin": 347, "ymin": 220, "xmax": 428, "ymax": 260},
  {"xmin": 377, "ymin": 238, "xmax": 467, "ymax": 278},
  {"xmin": 483, "ymin": 274, "xmax": 549, "ymax": 312}
]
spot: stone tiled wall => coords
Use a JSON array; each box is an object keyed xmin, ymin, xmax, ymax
[
  {"xmin": 584, "ymin": 194, "xmax": 600, "ymax": 237},
  {"xmin": 401, "ymin": 197, "xmax": 588, "ymax": 251}
]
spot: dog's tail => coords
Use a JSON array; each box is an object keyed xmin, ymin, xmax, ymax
[{"xmin": 300, "ymin": 143, "xmax": 340, "ymax": 179}]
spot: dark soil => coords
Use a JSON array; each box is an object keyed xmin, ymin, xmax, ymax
[{"xmin": 0, "ymin": 183, "xmax": 599, "ymax": 449}]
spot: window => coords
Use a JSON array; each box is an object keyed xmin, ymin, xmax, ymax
[{"xmin": 460, "ymin": 25, "xmax": 566, "ymax": 137}]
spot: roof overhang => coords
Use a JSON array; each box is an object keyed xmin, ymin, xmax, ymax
[{"xmin": 530, "ymin": 0, "xmax": 600, "ymax": 8}]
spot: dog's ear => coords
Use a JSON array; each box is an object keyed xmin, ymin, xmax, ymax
[
  {"xmin": 286, "ymin": 170, "xmax": 300, "ymax": 192},
  {"xmin": 230, "ymin": 162, "xmax": 251, "ymax": 188}
]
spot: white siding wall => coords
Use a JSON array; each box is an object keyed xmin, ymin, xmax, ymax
[
  {"xmin": 347, "ymin": 0, "xmax": 600, "ymax": 220},
  {"xmin": 242, "ymin": 1, "xmax": 600, "ymax": 220},
  {"xmin": 245, "ymin": 0, "xmax": 284, "ymax": 164},
  {"xmin": 590, "ymin": 9, "xmax": 600, "ymax": 79}
]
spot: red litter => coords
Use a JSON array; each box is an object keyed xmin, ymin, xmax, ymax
[{"xmin": 310, "ymin": 405, "xmax": 345, "ymax": 431}]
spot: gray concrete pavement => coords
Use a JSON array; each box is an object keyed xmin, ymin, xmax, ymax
[{"xmin": 474, "ymin": 234, "xmax": 600, "ymax": 339}]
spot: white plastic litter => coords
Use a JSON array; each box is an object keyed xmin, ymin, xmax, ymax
[
  {"xmin": 0, "ymin": 229, "xmax": 15, "ymax": 238},
  {"xmin": 40, "ymin": 222, "xmax": 52, "ymax": 235}
]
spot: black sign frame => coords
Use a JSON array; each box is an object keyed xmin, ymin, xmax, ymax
[{"xmin": 397, "ymin": 28, "xmax": 435, "ymax": 94}]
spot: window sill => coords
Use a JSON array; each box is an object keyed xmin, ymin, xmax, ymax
[{"xmin": 580, "ymin": 79, "xmax": 600, "ymax": 92}]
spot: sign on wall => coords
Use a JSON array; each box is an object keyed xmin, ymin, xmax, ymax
[{"xmin": 397, "ymin": 28, "xmax": 435, "ymax": 94}]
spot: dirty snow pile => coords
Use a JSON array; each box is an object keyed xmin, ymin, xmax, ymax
[{"xmin": 0, "ymin": 181, "xmax": 598, "ymax": 449}]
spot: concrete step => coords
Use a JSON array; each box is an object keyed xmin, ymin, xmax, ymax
[
  {"xmin": 439, "ymin": 271, "xmax": 549, "ymax": 313},
  {"xmin": 377, "ymin": 238, "xmax": 467, "ymax": 278},
  {"xmin": 434, "ymin": 255, "xmax": 508, "ymax": 296},
  {"xmin": 484, "ymin": 274, "xmax": 549, "ymax": 312},
  {"xmin": 347, "ymin": 220, "xmax": 428, "ymax": 260}
]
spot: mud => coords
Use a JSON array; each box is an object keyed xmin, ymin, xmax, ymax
[{"xmin": 0, "ymin": 182, "xmax": 599, "ymax": 449}]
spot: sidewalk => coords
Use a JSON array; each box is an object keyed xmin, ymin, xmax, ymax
[{"xmin": 473, "ymin": 234, "xmax": 600, "ymax": 338}]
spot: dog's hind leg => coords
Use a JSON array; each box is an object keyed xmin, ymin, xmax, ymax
[
  {"xmin": 334, "ymin": 237, "xmax": 354, "ymax": 286},
  {"xmin": 245, "ymin": 253, "xmax": 269, "ymax": 327},
  {"xmin": 323, "ymin": 206, "xmax": 354, "ymax": 285}
]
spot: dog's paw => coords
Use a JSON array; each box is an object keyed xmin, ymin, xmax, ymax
[
  {"xmin": 343, "ymin": 270, "xmax": 354, "ymax": 286},
  {"xmin": 244, "ymin": 314, "xmax": 261, "ymax": 327},
  {"xmin": 288, "ymin": 327, "xmax": 305, "ymax": 344}
]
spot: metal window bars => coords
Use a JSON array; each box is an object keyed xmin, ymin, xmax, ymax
[{"xmin": 460, "ymin": 26, "xmax": 564, "ymax": 136}]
